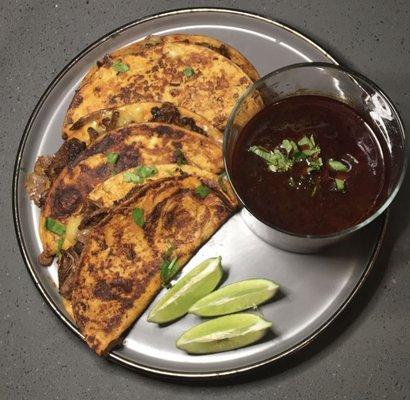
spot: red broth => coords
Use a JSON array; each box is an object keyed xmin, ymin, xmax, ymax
[{"xmin": 230, "ymin": 95, "xmax": 388, "ymax": 235}]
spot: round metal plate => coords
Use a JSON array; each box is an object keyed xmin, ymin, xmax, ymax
[{"xmin": 13, "ymin": 8, "xmax": 387, "ymax": 378}]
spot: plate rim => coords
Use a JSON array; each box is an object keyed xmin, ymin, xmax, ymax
[{"xmin": 12, "ymin": 6, "xmax": 387, "ymax": 379}]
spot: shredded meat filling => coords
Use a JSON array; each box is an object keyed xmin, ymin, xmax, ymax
[
  {"xmin": 149, "ymin": 102, "xmax": 206, "ymax": 136},
  {"xmin": 38, "ymin": 250, "xmax": 54, "ymax": 267},
  {"xmin": 25, "ymin": 138, "xmax": 86, "ymax": 207},
  {"xmin": 58, "ymin": 241, "xmax": 84, "ymax": 300},
  {"xmin": 58, "ymin": 200, "xmax": 109, "ymax": 297},
  {"xmin": 79, "ymin": 199, "xmax": 109, "ymax": 230}
]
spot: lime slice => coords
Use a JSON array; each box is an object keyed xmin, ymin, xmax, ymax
[
  {"xmin": 189, "ymin": 279, "xmax": 278, "ymax": 317},
  {"xmin": 176, "ymin": 313, "xmax": 272, "ymax": 354},
  {"xmin": 147, "ymin": 257, "xmax": 223, "ymax": 324}
]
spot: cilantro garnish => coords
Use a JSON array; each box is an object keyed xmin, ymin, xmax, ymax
[
  {"xmin": 183, "ymin": 67, "xmax": 195, "ymax": 77},
  {"xmin": 132, "ymin": 208, "xmax": 144, "ymax": 227},
  {"xmin": 45, "ymin": 218, "xmax": 66, "ymax": 236},
  {"xmin": 123, "ymin": 171, "xmax": 143, "ymax": 184},
  {"xmin": 307, "ymin": 157, "xmax": 323, "ymax": 173},
  {"xmin": 56, "ymin": 237, "xmax": 65, "ymax": 256},
  {"xmin": 112, "ymin": 60, "xmax": 129, "ymax": 73},
  {"xmin": 328, "ymin": 159, "xmax": 348, "ymax": 172},
  {"xmin": 123, "ymin": 165, "xmax": 158, "ymax": 184},
  {"xmin": 174, "ymin": 148, "xmax": 187, "ymax": 166},
  {"xmin": 248, "ymin": 146, "xmax": 294, "ymax": 173},
  {"xmin": 160, "ymin": 245, "xmax": 179, "ymax": 286},
  {"xmin": 250, "ymin": 134, "xmax": 323, "ymax": 174},
  {"xmin": 106, "ymin": 152, "xmax": 119, "ymax": 165},
  {"xmin": 335, "ymin": 178, "xmax": 346, "ymax": 192},
  {"xmin": 195, "ymin": 184, "xmax": 211, "ymax": 199},
  {"xmin": 250, "ymin": 134, "xmax": 355, "ymax": 196},
  {"xmin": 136, "ymin": 165, "xmax": 158, "ymax": 178}
]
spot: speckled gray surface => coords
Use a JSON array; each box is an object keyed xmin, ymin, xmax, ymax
[{"xmin": 1, "ymin": 0, "xmax": 409, "ymax": 399}]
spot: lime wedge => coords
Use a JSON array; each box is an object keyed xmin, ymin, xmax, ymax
[
  {"xmin": 147, "ymin": 257, "xmax": 223, "ymax": 324},
  {"xmin": 176, "ymin": 313, "xmax": 272, "ymax": 354},
  {"xmin": 189, "ymin": 279, "xmax": 278, "ymax": 317}
]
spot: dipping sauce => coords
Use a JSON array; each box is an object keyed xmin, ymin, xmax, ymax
[{"xmin": 230, "ymin": 95, "xmax": 389, "ymax": 235}]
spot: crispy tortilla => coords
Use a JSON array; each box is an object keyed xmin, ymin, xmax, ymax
[
  {"xmin": 64, "ymin": 102, "xmax": 222, "ymax": 145},
  {"xmin": 161, "ymin": 34, "xmax": 259, "ymax": 82},
  {"xmin": 58, "ymin": 164, "xmax": 237, "ymax": 316},
  {"xmin": 39, "ymin": 123, "xmax": 223, "ymax": 258},
  {"xmin": 71, "ymin": 175, "xmax": 236, "ymax": 355},
  {"xmin": 88, "ymin": 163, "xmax": 236, "ymax": 209},
  {"xmin": 81, "ymin": 34, "xmax": 259, "ymax": 86},
  {"xmin": 65, "ymin": 41, "xmax": 263, "ymax": 131}
]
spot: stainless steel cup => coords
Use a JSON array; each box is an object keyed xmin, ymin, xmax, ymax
[{"xmin": 224, "ymin": 63, "xmax": 407, "ymax": 253}]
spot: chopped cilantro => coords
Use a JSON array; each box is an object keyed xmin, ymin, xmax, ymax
[
  {"xmin": 123, "ymin": 171, "xmax": 143, "ymax": 184},
  {"xmin": 328, "ymin": 159, "xmax": 349, "ymax": 172},
  {"xmin": 249, "ymin": 146, "xmax": 294, "ymax": 172},
  {"xmin": 123, "ymin": 165, "xmax": 157, "ymax": 184},
  {"xmin": 297, "ymin": 135, "xmax": 321, "ymax": 161},
  {"xmin": 308, "ymin": 157, "xmax": 323, "ymax": 172},
  {"xmin": 249, "ymin": 134, "xmax": 353, "ymax": 196},
  {"xmin": 106, "ymin": 152, "xmax": 119, "ymax": 164},
  {"xmin": 195, "ymin": 184, "xmax": 211, "ymax": 199},
  {"xmin": 132, "ymin": 208, "xmax": 144, "ymax": 227},
  {"xmin": 160, "ymin": 254, "xmax": 179, "ymax": 286},
  {"xmin": 249, "ymin": 146, "xmax": 278, "ymax": 164},
  {"xmin": 294, "ymin": 151, "xmax": 308, "ymax": 161},
  {"xmin": 249, "ymin": 135, "xmax": 323, "ymax": 174},
  {"xmin": 136, "ymin": 165, "xmax": 158, "ymax": 178},
  {"xmin": 183, "ymin": 67, "xmax": 195, "ymax": 77},
  {"xmin": 280, "ymin": 139, "xmax": 295, "ymax": 154},
  {"xmin": 45, "ymin": 218, "xmax": 66, "ymax": 236},
  {"xmin": 267, "ymin": 153, "xmax": 293, "ymax": 172},
  {"xmin": 174, "ymin": 148, "xmax": 187, "ymax": 166},
  {"xmin": 302, "ymin": 148, "xmax": 321, "ymax": 157},
  {"xmin": 56, "ymin": 237, "xmax": 64, "ymax": 256},
  {"xmin": 112, "ymin": 60, "xmax": 129, "ymax": 73},
  {"xmin": 297, "ymin": 135, "xmax": 314, "ymax": 149},
  {"xmin": 335, "ymin": 178, "xmax": 346, "ymax": 191}
]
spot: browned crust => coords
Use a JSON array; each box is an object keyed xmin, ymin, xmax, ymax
[
  {"xmin": 81, "ymin": 34, "xmax": 259, "ymax": 86},
  {"xmin": 44, "ymin": 122, "xmax": 222, "ymax": 220},
  {"xmin": 63, "ymin": 102, "xmax": 224, "ymax": 146},
  {"xmin": 71, "ymin": 175, "xmax": 236, "ymax": 354},
  {"xmin": 64, "ymin": 41, "xmax": 263, "ymax": 131},
  {"xmin": 39, "ymin": 122, "xmax": 224, "ymax": 258}
]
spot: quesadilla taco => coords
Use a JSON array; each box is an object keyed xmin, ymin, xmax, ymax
[
  {"xmin": 71, "ymin": 174, "xmax": 237, "ymax": 354},
  {"xmin": 39, "ymin": 122, "xmax": 224, "ymax": 263},
  {"xmin": 65, "ymin": 41, "xmax": 263, "ymax": 131},
  {"xmin": 63, "ymin": 101, "xmax": 223, "ymax": 145}
]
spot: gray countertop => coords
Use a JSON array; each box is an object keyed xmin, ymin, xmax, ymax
[{"xmin": 1, "ymin": 1, "xmax": 409, "ymax": 399}]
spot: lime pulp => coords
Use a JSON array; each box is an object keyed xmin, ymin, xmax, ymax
[{"xmin": 147, "ymin": 256, "xmax": 223, "ymax": 324}]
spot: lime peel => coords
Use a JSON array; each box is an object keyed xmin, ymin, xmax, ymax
[
  {"xmin": 147, "ymin": 256, "xmax": 223, "ymax": 324},
  {"xmin": 189, "ymin": 278, "xmax": 279, "ymax": 317},
  {"xmin": 176, "ymin": 313, "xmax": 272, "ymax": 354}
]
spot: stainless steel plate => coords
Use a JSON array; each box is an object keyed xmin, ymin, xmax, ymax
[{"xmin": 13, "ymin": 8, "xmax": 387, "ymax": 378}]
